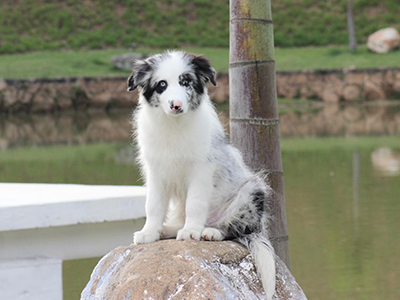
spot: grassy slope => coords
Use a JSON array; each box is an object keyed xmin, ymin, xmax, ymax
[
  {"xmin": 0, "ymin": 0, "xmax": 399, "ymax": 54},
  {"xmin": 1, "ymin": 46, "xmax": 399, "ymax": 79}
]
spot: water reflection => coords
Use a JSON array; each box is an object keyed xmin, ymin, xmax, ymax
[
  {"xmin": 352, "ymin": 150, "xmax": 360, "ymax": 231},
  {"xmin": 279, "ymin": 102, "xmax": 400, "ymax": 137},
  {"xmin": 284, "ymin": 142, "xmax": 400, "ymax": 300},
  {"xmin": 371, "ymin": 147, "xmax": 400, "ymax": 177},
  {"xmin": 0, "ymin": 110, "xmax": 133, "ymax": 149},
  {"xmin": 1, "ymin": 103, "xmax": 400, "ymax": 149}
]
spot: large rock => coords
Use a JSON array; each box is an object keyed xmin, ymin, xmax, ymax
[
  {"xmin": 112, "ymin": 53, "xmax": 148, "ymax": 70},
  {"xmin": 364, "ymin": 80, "xmax": 386, "ymax": 100},
  {"xmin": 367, "ymin": 28, "xmax": 400, "ymax": 54},
  {"xmin": 81, "ymin": 239, "xmax": 307, "ymax": 300},
  {"xmin": 343, "ymin": 85, "xmax": 361, "ymax": 101}
]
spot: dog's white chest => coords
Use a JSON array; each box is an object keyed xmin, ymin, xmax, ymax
[{"xmin": 137, "ymin": 107, "xmax": 212, "ymax": 163}]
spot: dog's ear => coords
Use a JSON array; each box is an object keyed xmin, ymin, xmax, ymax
[
  {"xmin": 191, "ymin": 55, "xmax": 217, "ymax": 86},
  {"xmin": 127, "ymin": 60, "xmax": 152, "ymax": 92}
]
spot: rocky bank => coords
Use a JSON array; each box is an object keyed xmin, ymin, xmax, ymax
[{"xmin": 1, "ymin": 67, "xmax": 400, "ymax": 113}]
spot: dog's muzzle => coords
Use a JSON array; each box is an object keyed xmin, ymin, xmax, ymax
[{"xmin": 170, "ymin": 100, "xmax": 183, "ymax": 114}]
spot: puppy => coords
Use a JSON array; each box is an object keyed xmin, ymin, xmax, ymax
[{"xmin": 128, "ymin": 51, "xmax": 275, "ymax": 299}]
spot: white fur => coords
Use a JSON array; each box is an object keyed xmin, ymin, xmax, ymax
[{"xmin": 130, "ymin": 51, "xmax": 275, "ymax": 299}]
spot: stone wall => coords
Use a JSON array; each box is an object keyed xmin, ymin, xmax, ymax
[
  {"xmin": 0, "ymin": 77, "xmax": 135, "ymax": 113},
  {"xmin": 276, "ymin": 67, "xmax": 400, "ymax": 102},
  {"xmin": 1, "ymin": 67, "xmax": 400, "ymax": 113}
]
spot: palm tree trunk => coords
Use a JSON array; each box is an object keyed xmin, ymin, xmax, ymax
[
  {"xmin": 347, "ymin": 0, "xmax": 357, "ymax": 51},
  {"xmin": 229, "ymin": 0, "xmax": 290, "ymax": 267}
]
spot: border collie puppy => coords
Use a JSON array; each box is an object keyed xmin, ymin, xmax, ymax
[{"xmin": 128, "ymin": 51, "xmax": 275, "ymax": 299}]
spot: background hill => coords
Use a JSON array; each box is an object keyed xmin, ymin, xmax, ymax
[{"xmin": 0, "ymin": 0, "xmax": 399, "ymax": 54}]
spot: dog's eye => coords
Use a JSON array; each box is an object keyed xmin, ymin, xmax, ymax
[
  {"xmin": 156, "ymin": 80, "xmax": 168, "ymax": 93},
  {"xmin": 181, "ymin": 79, "xmax": 191, "ymax": 87}
]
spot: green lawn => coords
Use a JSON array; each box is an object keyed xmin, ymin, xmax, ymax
[{"xmin": 1, "ymin": 46, "xmax": 399, "ymax": 79}]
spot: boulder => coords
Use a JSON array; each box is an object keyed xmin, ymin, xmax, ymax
[
  {"xmin": 112, "ymin": 53, "xmax": 148, "ymax": 70},
  {"xmin": 343, "ymin": 85, "xmax": 361, "ymax": 101},
  {"xmin": 321, "ymin": 88, "xmax": 340, "ymax": 103},
  {"xmin": 364, "ymin": 81, "xmax": 386, "ymax": 100},
  {"xmin": 30, "ymin": 84, "xmax": 58, "ymax": 112},
  {"xmin": 81, "ymin": 239, "xmax": 307, "ymax": 300},
  {"xmin": 367, "ymin": 28, "xmax": 400, "ymax": 54}
]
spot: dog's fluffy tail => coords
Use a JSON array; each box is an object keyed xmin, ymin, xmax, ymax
[{"xmin": 238, "ymin": 233, "xmax": 276, "ymax": 300}]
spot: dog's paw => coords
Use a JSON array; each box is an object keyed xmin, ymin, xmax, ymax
[
  {"xmin": 176, "ymin": 228, "xmax": 202, "ymax": 241},
  {"xmin": 201, "ymin": 228, "xmax": 224, "ymax": 241},
  {"xmin": 133, "ymin": 230, "xmax": 160, "ymax": 245}
]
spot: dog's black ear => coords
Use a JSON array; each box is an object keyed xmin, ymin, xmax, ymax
[
  {"xmin": 127, "ymin": 74, "xmax": 136, "ymax": 92},
  {"xmin": 191, "ymin": 55, "xmax": 217, "ymax": 86},
  {"xmin": 127, "ymin": 60, "xmax": 152, "ymax": 92}
]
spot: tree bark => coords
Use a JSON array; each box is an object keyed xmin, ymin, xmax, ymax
[
  {"xmin": 229, "ymin": 0, "xmax": 290, "ymax": 267},
  {"xmin": 347, "ymin": 0, "xmax": 357, "ymax": 51}
]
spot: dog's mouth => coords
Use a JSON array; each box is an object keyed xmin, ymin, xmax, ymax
[{"xmin": 171, "ymin": 109, "xmax": 183, "ymax": 114}]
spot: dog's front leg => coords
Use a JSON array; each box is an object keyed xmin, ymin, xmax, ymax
[
  {"xmin": 134, "ymin": 171, "xmax": 167, "ymax": 244},
  {"xmin": 177, "ymin": 163, "xmax": 213, "ymax": 241}
]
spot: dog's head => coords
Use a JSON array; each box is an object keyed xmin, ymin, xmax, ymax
[{"xmin": 127, "ymin": 51, "xmax": 216, "ymax": 116}]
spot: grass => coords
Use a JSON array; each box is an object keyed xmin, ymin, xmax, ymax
[
  {"xmin": 276, "ymin": 46, "xmax": 400, "ymax": 70},
  {"xmin": 0, "ymin": 49, "xmax": 130, "ymax": 79},
  {"xmin": 1, "ymin": 45, "xmax": 400, "ymax": 79},
  {"xmin": 0, "ymin": 1, "xmax": 399, "ymax": 53}
]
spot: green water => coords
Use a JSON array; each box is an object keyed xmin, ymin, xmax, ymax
[
  {"xmin": 1, "ymin": 137, "xmax": 399, "ymax": 300},
  {"xmin": 1, "ymin": 102, "xmax": 399, "ymax": 300},
  {"xmin": 283, "ymin": 140, "xmax": 400, "ymax": 300},
  {"xmin": 63, "ymin": 258, "xmax": 101, "ymax": 300}
]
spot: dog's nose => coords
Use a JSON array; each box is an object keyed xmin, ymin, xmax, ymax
[{"xmin": 170, "ymin": 100, "xmax": 182, "ymax": 111}]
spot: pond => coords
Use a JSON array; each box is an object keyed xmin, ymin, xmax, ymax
[{"xmin": 1, "ymin": 101, "xmax": 399, "ymax": 300}]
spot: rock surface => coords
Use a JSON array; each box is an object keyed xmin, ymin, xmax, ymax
[
  {"xmin": 111, "ymin": 53, "xmax": 148, "ymax": 70},
  {"xmin": 81, "ymin": 239, "xmax": 307, "ymax": 300},
  {"xmin": 367, "ymin": 27, "xmax": 400, "ymax": 54}
]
